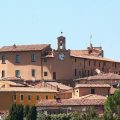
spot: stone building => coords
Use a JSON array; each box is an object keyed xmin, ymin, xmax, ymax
[{"xmin": 0, "ymin": 35, "xmax": 120, "ymax": 86}]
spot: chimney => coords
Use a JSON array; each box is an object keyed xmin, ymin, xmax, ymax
[
  {"xmin": 55, "ymin": 96, "xmax": 61, "ymax": 103},
  {"xmin": 56, "ymin": 85, "xmax": 60, "ymax": 91},
  {"xmin": 13, "ymin": 44, "xmax": 17, "ymax": 48}
]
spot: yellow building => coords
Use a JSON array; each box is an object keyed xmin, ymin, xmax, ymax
[{"xmin": 0, "ymin": 87, "xmax": 58, "ymax": 110}]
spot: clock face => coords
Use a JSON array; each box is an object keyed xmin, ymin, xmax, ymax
[{"xmin": 59, "ymin": 53, "xmax": 65, "ymax": 60}]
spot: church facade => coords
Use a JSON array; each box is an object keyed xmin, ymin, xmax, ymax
[{"xmin": 0, "ymin": 35, "xmax": 120, "ymax": 85}]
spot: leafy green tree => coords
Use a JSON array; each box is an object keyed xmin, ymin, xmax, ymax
[
  {"xmin": 104, "ymin": 89, "xmax": 120, "ymax": 120},
  {"xmin": 69, "ymin": 112, "xmax": 81, "ymax": 120},
  {"xmin": 37, "ymin": 113, "xmax": 49, "ymax": 120},
  {"xmin": 37, "ymin": 110, "xmax": 100, "ymax": 120},
  {"xmin": 81, "ymin": 107, "xmax": 99, "ymax": 120}
]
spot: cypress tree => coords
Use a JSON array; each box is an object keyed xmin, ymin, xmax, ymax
[
  {"xmin": 24, "ymin": 105, "xmax": 30, "ymax": 120},
  {"xmin": 28, "ymin": 105, "xmax": 37, "ymax": 120}
]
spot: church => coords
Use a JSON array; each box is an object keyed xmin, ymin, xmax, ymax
[{"xmin": 0, "ymin": 35, "xmax": 120, "ymax": 86}]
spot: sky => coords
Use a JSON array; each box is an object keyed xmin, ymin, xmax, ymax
[{"xmin": 0, "ymin": 0, "xmax": 120, "ymax": 60}]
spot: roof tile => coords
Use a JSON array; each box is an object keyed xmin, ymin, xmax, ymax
[
  {"xmin": 37, "ymin": 94, "xmax": 106, "ymax": 106},
  {"xmin": 0, "ymin": 44, "xmax": 50, "ymax": 52},
  {"xmin": 75, "ymin": 84, "xmax": 110, "ymax": 88}
]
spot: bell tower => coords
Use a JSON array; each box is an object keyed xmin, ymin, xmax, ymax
[{"xmin": 57, "ymin": 33, "xmax": 66, "ymax": 50}]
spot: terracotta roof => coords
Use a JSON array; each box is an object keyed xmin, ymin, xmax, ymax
[
  {"xmin": 70, "ymin": 50, "xmax": 119, "ymax": 62},
  {"xmin": 70, "ymin": 50, "xmax": 89, "ymax": 55},
  {"xmin": 0, "ymin": 44, "xmax": 50, "ymax": 52},
  {"xmin": 76, "ymin": 73, "xmax": 120, "ymax": 81},
  {"xmin": 45, "ymin": 82, "xmax": 72, "ymax": 90},
  {"xmin": 36, "ymin": 94, "xmax": 106, "ymax": 106},
  {"xmin": 75, "ymin": 84, "xmax": 110, "ymax": 88},
  {"xmin": 1, "ymin": 77, "xmax": 24, "ymax": 81},
  {"xmin": 0, "ymin": 87, "xmax": 58, "ymax": 93},
  {"xmin": 0, "ymin": 80, "xmax": 25, "ymax": 87},
  {"xmin": 34, "ymin": 81, "xmax": 72, "ymax": 91},
  {"xmin": 70, "ymin": 49, "xmax": 102, "ymax": 56}
]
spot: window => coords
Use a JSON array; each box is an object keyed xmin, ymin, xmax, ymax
[
  {"xmin": 28, "ymin": 95, "xmax": 31, "ymax": 100},
  {"xmin": 43, "ymin": 58, "xmax": 47, "ymax": 62},
  {"xmin": 91, "ymin": 70, "xmax": 93, "ymax": 76},
  {"xmin": 32, "ymin": 69, "xmax": 35, "ymax": 77},
  {"xmin": 89, "ymin": 60, "xmax": 91, "ymax": 66},
  {"xmin": 15, "ymin": 70, "xmax": 20, "ymax": 78},
  {"xmin": 36, "ymin": 96, "xmax": 39, "ymax": 100},
  {"xmin": 99, "ymin": 62, "xmax": 101, "ymax": 67},
  {"xmin": 2, "ymin": 70, "xmax": 5, "ymax": 77},
  {"xmin": 13, "ymin": 95, "xmax": 16, "ymax": 101},
  {"xmin": 88, "ymin": 70, "xmax": 89, "ymax": 76},
  {"xmin": 53, "ymin": 72, "xmax": 56, "ymax": 80},
  {"xmin": 54, "ymin": 96, "xmax": 56, "ymax": 99},
  {"xmin": 103, "ymin": 62, "xmax": 106, "ymax": 66},
  {"xmin": 79, "ymin": 71, "xmax": 81, "ymax": 77},
  {"xmin": 102, "ymin": 67, "xmax": 104, "ymax": 72},
  {"xmin": 16, "ymin": 55, "xmax": 20, "ymax": 63},
  {"xmin": 75, "ymin": 58, "xmax": 77, "ymax": 63},
  {"xmin": 20, "ymin": 95, "xmax": 24, "ymax": 101},
  {"xmin": 75, "ymin": 69, "xmax": 77, "ymax": 76},
  {"xmin": 91, "ymin": 89, "xmax": 95, "ymax": 94},
  {"xmin": 2, "ymin": 55, "xmax": 6, "ymax": 64},
  {"xmin": 46, "ymin": 95, "xmax": 48, "ymax": 100},
  {"xmin": 31, "ymin": 53, "xmax": 36, "ymax": 62},
  {"xmin": 94, "ymin": 61, "xmax": 96, "ymax": 66},
  {"xmin": 44, "ymin": 72, "xmax": 48, "ymax": 76},
  {"xmin": 82, "ymin": 70, "xmax": 84, "ymax": 77}
]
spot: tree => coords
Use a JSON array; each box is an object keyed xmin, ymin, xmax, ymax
[
  {"xmin": 17, "ymin": 104, "xmax": 24, "ymax": 120},
  {"xmin": 24, "ymin": 105, "xmax": 30, "ymax": 120},
  {"xmin": 9, "ymin": 104, "xmax": 18, "ymax": 120},
  {"xmin": 28, "ymin": 105, "xmax": 37, "ymax": 120},
  {"xmin": 104, "ymin": 89, "xmax": 120, "ymax": 120},
  {"xmin": 8, "ymin": 104, "xmax": 24, "ymax": 120},
  {"xmin": 69, "ymin": 112, "xmax": 81, "ymax": 120}
]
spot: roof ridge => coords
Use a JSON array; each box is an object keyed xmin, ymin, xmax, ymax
[{"xmin": 1, "ymin": 44, "xmax": 50, "ymax": 47}]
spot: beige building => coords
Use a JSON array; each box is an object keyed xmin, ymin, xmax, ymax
[
  {"xmin": 0, "ymin": 35, "xmax": 120, "ymax": 86},
  {"xmin": 72, "ymin": 84, "xmax": 110, "ymax": 98}
]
